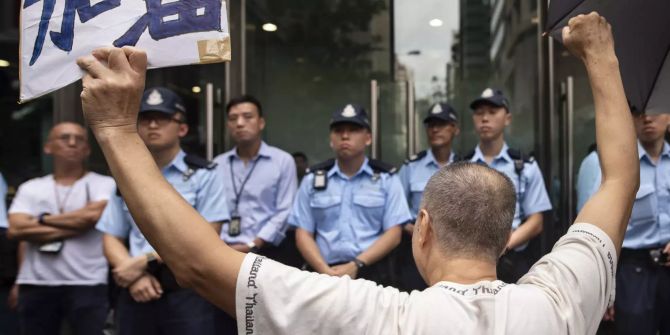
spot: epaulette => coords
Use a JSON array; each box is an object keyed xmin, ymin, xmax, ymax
[
  {"xmin": 506, "ymin": 148, "xmax": 533, "ymax": 176},
  {"xmin": 184, "ymin": 154, "xmax": 217, "ymax": 170},
  {"xmin": 462, "ymin": 150, "xmax": 476, "ymax": 161},
  {"xmin": 368, "ymin": 159, "xmax": 397, "ymax": 175},
  {"xmin": 404, "ymin": 150, "xmax": 427, "ymax": 164},
  {"xmin": 306, "ymin": 159, "xmax": 336, "ymax": 174},
  {"xmin": 506, "ymin": 148, "xmax": 534, "ymax": 163}
]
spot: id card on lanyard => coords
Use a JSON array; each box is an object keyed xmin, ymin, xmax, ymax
[
  {"xmin": 39, "ymin": 181, "xmax": 90, "ymax": 254},
  {"xmin": 228, "ymin": 156, "xmax": 259, "ymax": 237}
]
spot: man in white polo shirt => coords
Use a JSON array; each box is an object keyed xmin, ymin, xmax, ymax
[
  {"xmin": 76, "ymin": 12, "xmax": 636, "ymax": 334},
  {"xmin": 7, "ymin": 122, "xmax": 115, "ymax": 334}
]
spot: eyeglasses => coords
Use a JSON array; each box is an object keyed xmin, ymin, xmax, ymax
[
  {"xmin": 138, "ymin": 115, "xmax": 185, "ymax": 126},
  {"xmin": 52, "ymin": 133, "xmax": 87, "ymax": 145}
]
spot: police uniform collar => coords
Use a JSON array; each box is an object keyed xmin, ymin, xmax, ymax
[
  {"xmin": 473, "ymin": 143, "xmax": 510, "ymax": 163},
  {"xmin": 425, "ymin": 149, "xmax": 455, "ymax": 167},
  {"xmin": 164, "ymin": 149, "xmax": 188, "ymax": 173},
  {"xmin": 637, "ymin": 141, "xmax": 670, "ymax": 161},
  {"xmin": 332, "ymin": 157, "xmax": 372, "ymax": 178}
]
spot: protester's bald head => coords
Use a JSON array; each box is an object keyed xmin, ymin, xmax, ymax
[
  {"xmin": 44, "ymin": 122, "xmax": 90, "ymax": 163},
  {"xmin": 420, "ymin": 163, "xmax": 516, "ymax": 262}
]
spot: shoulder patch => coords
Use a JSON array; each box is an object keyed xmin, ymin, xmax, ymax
[
  {"xmin": 404, "ymin": 150, "xmax": 427, "ymax": 164},
  {"xmin": 307, "ymin": 159, "xmax": 336, "ymax": 174},
  {"xmin": 368, "ymin": 159, "xmax": 397, "ymax": 175},
  {"xmin": 184, "ymin": 154, "xmax": 217, "ymax": 170}
]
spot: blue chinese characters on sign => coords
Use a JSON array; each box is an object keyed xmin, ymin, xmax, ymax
[
  {"xmin": 113, "ymin": 0, "xmax": 222, "ymax": 47},
  {"xmin": 24, "ymin": 0, "xmax": 222, "ymax": 66},
  {"xmin": 25, "ymin": 0, "xmax": 121, "ymax": 65}
]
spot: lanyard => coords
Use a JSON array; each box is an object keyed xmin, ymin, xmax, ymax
[
  {"xmin": 53, "ymin": 183, "xmax": 74, "ymax": 214},
  {"xmin": 230, "ymin": 156, "xmax": 260, "ymax": 214}
]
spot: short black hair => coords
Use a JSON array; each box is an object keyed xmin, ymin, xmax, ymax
[
  {"xmin": 292, "ymin": 152, "xmax": 307, "ymax": 160},
  {"xmin": 226, "ymin": 95, "xmax": 263, "ymax": 117}
]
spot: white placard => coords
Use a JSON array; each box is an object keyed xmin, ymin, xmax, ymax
[{"xmin": 20, "ymin": 0, "xmax": 230, "ymax": 102}]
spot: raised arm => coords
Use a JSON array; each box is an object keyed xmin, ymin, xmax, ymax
[
  {"xmin": 77, "ymin": 47, "xmax": 244, "ymax": 316},
  {"xmin": 567, "ymin": 13, "xmax": 639, "ymax": 254}
]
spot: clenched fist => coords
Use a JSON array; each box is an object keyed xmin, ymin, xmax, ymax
[
  {"xmin": 562, "ymin": 12, "xmax": 616, "ymax": 64},
  {"xmin": 76, "ymin": 47, "xmax": 147, "ymax": 135}
]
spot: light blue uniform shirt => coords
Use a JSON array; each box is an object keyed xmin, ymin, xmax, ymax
[
  {"xmin": 470, "ymin": 143, "xmax": 552, "ymax": 250},
  {"xmin": 576, "ymin": 151, "xmax": 601, "ymax": 212},
  {"xmin": 214, "ymin": 142, "xmax": 297, "ymax": 246},
  {"xmin": 96, "ymin": 150, "xmax": 230, "ymax": 257},
  {"xmin": 577, "ymin": 142, "xmax": 670, "ymax": 249},
  {"xmin": 398, "ymin": 150, "xmax": 455, "ymax": 219},
  {"xmin": 0, "ymin": 173, "xmax": 7, "ymax": 229},
  {"xmin": 289, "ymin": 158, "xmax": 412, "ymax": 264}
]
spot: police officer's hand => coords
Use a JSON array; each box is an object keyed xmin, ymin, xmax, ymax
[
  {"xmin": 403, "ymin": 223, "xmax": 415, "ymax": 236},
  {"xmin": 602, "ymin": 307, "xmax": 615, "ymax": 322},
  {"xmin": 331, "ymin": 262, "xmax": 358, "ymax": 279},
  {"xmin": 230, "ymin": 243, "xmax": 251, "ymax": 253},
  {"xmin": 113, "ymin": 256, "xmax": 149, "ymax": 287},
  {"xmin": 76, "ymin": 47, "xmax": 147, "ymax": 135},
  {"xmin": 562, "ymin": 12, "xmax": 615, "ymax": 64},
  {"xmin": 663, "ymin": 242, "xmax": 670, "ymax": 267},
  {"xmin": 129, "ymin": 274, "xmax": 163, "ymax": 303},
  {"xmin": 6, "ymin": 284, "xmax": 18, "ymax": 311}
]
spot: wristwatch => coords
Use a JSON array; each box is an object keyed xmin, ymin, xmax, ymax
[
  {"xmin": 246, "ymin": 241, "xmax": 259, "ymax": 253},
  {"xmin": 37, "ymin": 212, "xmax": 50, "ymax": 225},
  {"xmin": 145, "ymin": 252, "xmax": 158, "ymax": 263},
  {"xmin": 353, "ymin": 258, "xmax": 367, "ymax": 270}
]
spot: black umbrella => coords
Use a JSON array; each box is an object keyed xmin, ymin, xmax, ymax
[{"xmin": 546, "ymin": 0, "xmax": 670, "ymax": 114}]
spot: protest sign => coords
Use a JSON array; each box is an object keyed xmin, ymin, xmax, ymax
[{"xmin": 20, "ymin": 0, "xmax": 230, "ymax": 102}]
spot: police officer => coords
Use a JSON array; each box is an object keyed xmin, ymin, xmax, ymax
[
  {"xmin": 397, "ymin": 103, "xmax": 460, "ymax": 291},
  {"xmin": 578, "ymin": 111, "xmax": 670, "ymax": 335},
  {"xmin": 96, "ymin": 87, "xmax": 230, "ymax": 334},
  {"xmin": 289, "ymin": 104, "xmax": 412, "ymax": 285},
  {"xmin": 466, "ymin": 88, "xmax": 552, "ymax": 283}
]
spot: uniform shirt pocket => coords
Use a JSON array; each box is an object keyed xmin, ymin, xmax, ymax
[
  {"xmin": 409, "ymin": 181, "xmax": 427, "ymax": 210},
  {"xmin": 353, "ymin": 191, "xmax": 385, "ymax": 231},
  {"xmin": 309, "ymin": 194, "xmax": 341, "ymax": 230},
  {"xmin": 630, "ymin": 184, "xmax": 656, "ymax": 225}
]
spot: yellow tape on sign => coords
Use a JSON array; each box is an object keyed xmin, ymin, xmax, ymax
[{"xmin": 197, "ymin": 37, "xmax": 232, "ymax": 64}]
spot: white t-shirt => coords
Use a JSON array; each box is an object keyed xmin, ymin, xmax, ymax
[
  {"xmin": 9, "ymin": 172, "xmax": 115, "ymax": 286},
  {"xmin": 236, "ymin": 223, "xmax": 616, "ymax": 335}
]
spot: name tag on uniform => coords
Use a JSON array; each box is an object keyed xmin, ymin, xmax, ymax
[{"xmin": 229, "ymin": 216, "xmax": 242, "ymax": 237}]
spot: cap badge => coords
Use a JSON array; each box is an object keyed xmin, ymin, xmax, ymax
[
  {"xmin": 481, "ymin": 88, "xmax": 494, "ymax": 98},
  {"xmin": 341, "ymin": 105, "xmax": 357, "ymax": 118},
  {"xmin": 431, "ymin": 104, "xmax": 443, "ymax": 115},
  {"xmin": 146, "ymin": 90, "xmax": 163, "ymax": 105}
]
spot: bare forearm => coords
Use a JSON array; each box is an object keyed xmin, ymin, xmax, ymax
[
  {"xmin": 295, "ymin": 228, "xmax": 330, "ymax": 273},
  {"xmin": 103, "ymin": 234, "xmax": 132, "ymax": 267},
  {"xmin": 93, "ymin": 129, "xmax": 244, "ymax": 314},
  {"xmin": 357, "ymin": 226, "xmax": 401, "ymax": 266},
  {"xmin": 43, "ymin": 201, "xmax": 107, "ymax": 231},
  {"xmin": 576, "ymin": 52, "xmax": 638, "ymax": 249},
  {"xmin": 508, "ymin": 213, "xmax": 543, "ymax": 249},
  {"xmin": 8, "ymin": 216, "xmax": 79, "ymax": 242}
]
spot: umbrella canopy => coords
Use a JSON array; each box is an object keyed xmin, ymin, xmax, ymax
[{"xmin": 546, "ymin": 0, "xmax": 670, "ymax": 114}]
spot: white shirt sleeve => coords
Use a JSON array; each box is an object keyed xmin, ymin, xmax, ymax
[
  {"xmin": 236, "ymin": 254, "xmax": 407, "ymax": 335},
  {"xmin": 8, "ymin": 181, "xmax": 38, "ymax": 216},
  {"xmin": 518, "ymin": 223, "xmax": 617, "ymax": 335}
]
